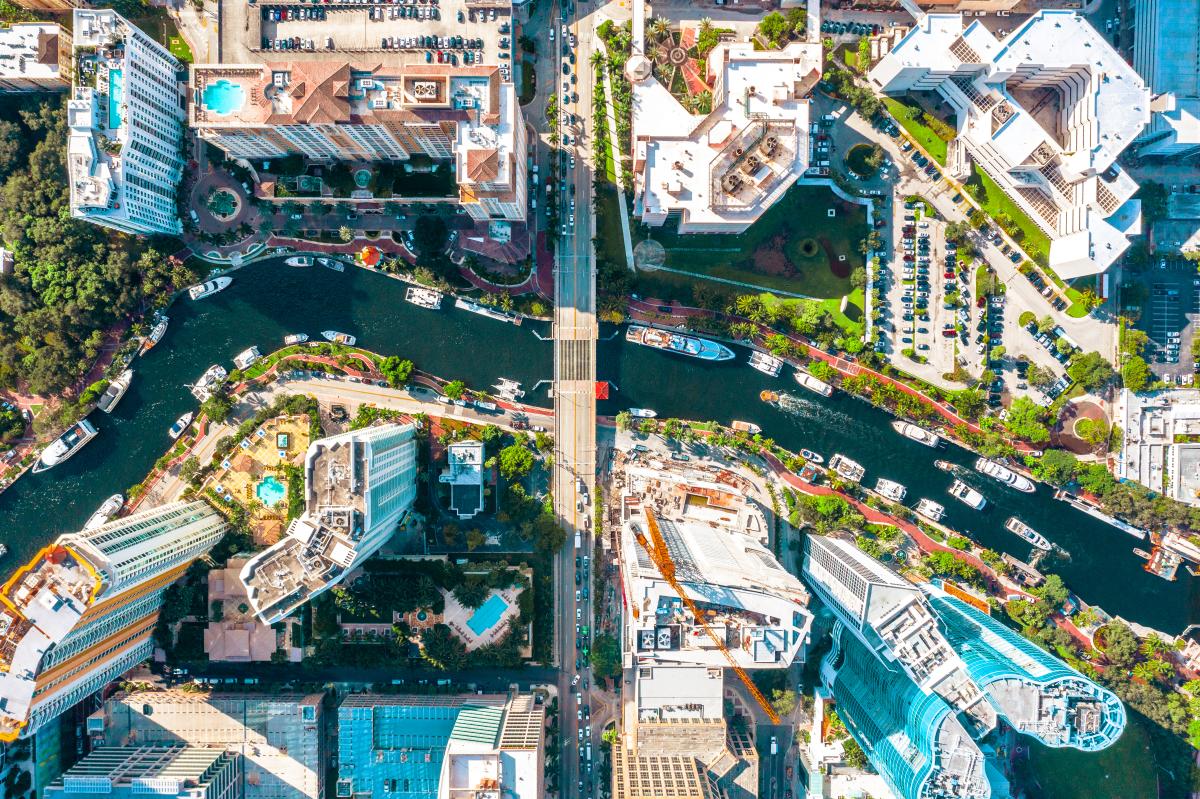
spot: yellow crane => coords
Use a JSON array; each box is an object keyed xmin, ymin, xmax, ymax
[{"xmin": 635, "ymin": 508, "xmax": 781, "ymax": 724}]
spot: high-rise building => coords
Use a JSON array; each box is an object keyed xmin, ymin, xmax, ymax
[
  {"xmin": 44, "ymin": 746, "xmax": 242, "ymax": 799},
  {"xmin": 803, "ymin": 536, "xmax": 1126, "ymax": 799},
  {"xmin": 0, "ymin": 501, "xmax": 227, "ymax": 741},
  {"xmin": 869, "ymin": 11, "xmax": 1149, "ymax": 278},
  {"xmin": 335, "ymin": 693, "xmax": 544, "ymax": 799},
  {"xmin": 1131, "ymin": 0, "xmax": 1200, "ymax": 159},
  {"xmin": 240, "ymin": 423, "xmax": 418, "ymax": 624},
  {"xmin": 0, "ymin": 23, "xmax": 72, "ymax": 93},
  {"xmin": 67, "ymin": 9, "xmax": 186, "ymax": 236},
  {"xmin": 189, "ymin": 62, "xmax": 527, "ymax": 222},
  {"xmin": 93, "ymin": 689, "xmax": 324, "ymax": 799},
  {"xmin": 619, "ymin": 512, "xmax": 812, "ymax": 671}
]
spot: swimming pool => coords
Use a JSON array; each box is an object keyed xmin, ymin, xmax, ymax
[
  {"xmin": 203, "ymin": 79, "xmax": 247, "ymax": 116},
  {"xmin": 255, "ymin": 475, "xmax": 287, "ymax": 507},
  {"xmin": 466, "ymin": 594, "xmax": 509, "ymax": 636},
  {"xmin": 107, "ymin": 68, "xmax": 124, "ymax": 129}
]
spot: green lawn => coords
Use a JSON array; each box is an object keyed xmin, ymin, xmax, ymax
[
  {"xmin": 762, "ymin": 290, "xmax": 865, "ymax": 336},
  {"xmin": 967, "ymin": 164, "xmax": 1052, "ymax": 268},
  {"xmin": 883, "ymin": 97, "xmax": 949, "ymax": 165},
  {"xmin": 168, "ymin": 35, "xmax": 193, "ymax": 63},
  {"xmin": 594, "ymin": 182, "xmax": 626, "ymax": 268},
  {"xmin": 638, "ymin": 184, "xmax": 869, "ymax": 299}
]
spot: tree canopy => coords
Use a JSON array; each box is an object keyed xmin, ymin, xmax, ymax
[
  {"xmin": 1004, "ymin": 397, "xmax": 1050, "ymax": 443},
  {"xmin": 379, "ymin": 356, "xmax": 414, "ymax": 387},
  {"xmin": 1068, "ymin": 351, "xmax": 1117, "ymax": 392},
  {"xmin": 498, "ymin": 443, "xmax": 535, "ymax": 480}
]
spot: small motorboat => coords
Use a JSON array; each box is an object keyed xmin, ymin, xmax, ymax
[
  {"xmin": 318, "ymin": 257, "xmax": 346, "ymax": 272},
  {"xmin": 83, "ymin": 493, "xmax": 124, "ymax": 531},
  {"xmin": 284, "ymin": 333, "xmax": 309, "ymax": 345},
  {"xmin": 915, "ymin": 498, "xmax": 945, "ymax": 522},
  {"xmin": 628, "ymin": 408, "xmax": 657, "ymax": 418},
  {"xmin": 794, "ymin": 370, "xmax": 833, "ymax": 397},
  {"xmin": 800, "ymin": 448, "xmax": 823, "ymax": 464},
  {"xmin": 829, "ymin": 453, "xmax": 865, "ymax": 482},
  {"xmin": 169, "ymin": 412, "xmax": 194, "ymax": 440},
  {"xmin": 322, "ymin": 331, "xmax": 356, "ymax": 346},
  {"xmin": 285, "ymin": 255, "xmax": 313, "ymax": 267},
  {"xmin": 875, "ymin": 478, "xmax": 907, "ymax": 502},
  {"xmin": 731, "ymin": 421, "xmax": 761, "ymax": 435}
]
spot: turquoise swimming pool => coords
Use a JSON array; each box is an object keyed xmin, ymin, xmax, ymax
[
  {"xmin": 107, "ymin": 68, "xmax": 124, "ymax": 129},
  {"xmin": 255, "ymin": 475, "xmax": 286, "ymax": 507},
  {"xmin": 466, "ymin": 594, "xmax": 509, "ymax": 636},
  {"xmin": 203, "ymin": 79, "xmax": 247, "ymax": 116}
]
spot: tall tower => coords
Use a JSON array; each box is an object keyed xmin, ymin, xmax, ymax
[
  {"xmin": 0, "ymin": 500, "xmax": 227, "ymax": 740},
  {"xmin": 67, "ymin": 9, "xmax": 185, "ymax": 235},
  {"xmin": 44, "ymin": 745, "xmax": 242, "ymax": 799},
  {"xmin": 241, "ymin": 423, "xmax": 418, "ymax": 624}
]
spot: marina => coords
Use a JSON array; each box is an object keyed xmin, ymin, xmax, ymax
[
  {"xmin": 0, "ymin": 256, "xmax": 1190, "ymax": 637},
  {"xmin": 625, "ymin": 325, "xmax": 734, "ymax": 362},
  {"xmin": 96, "ymin": 369, "xmax": 133, "ymax": 414},
  {"xmin": 748, "ymin": 351, "xmax": 783, "ymax": 377}
]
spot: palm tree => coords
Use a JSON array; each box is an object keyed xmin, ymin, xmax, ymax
[
  {"xmin": 699, "ymin": 17, "xmax": 713, "ymax": 34},
  {"xmin": 590, "ymin": 50, "xmax": 605, "ymax": 68},
  {"xmin": 650, "ymin": 16, "xmax": 671, "ymax": 42},
  {"xmin": 1140, "ymin": 634, "xmax": 1169, "ymax": 658}
]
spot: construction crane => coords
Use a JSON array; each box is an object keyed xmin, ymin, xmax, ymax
[{"xmin": 634, "ymin": 508, "xmax": 781, "ymax": 725}]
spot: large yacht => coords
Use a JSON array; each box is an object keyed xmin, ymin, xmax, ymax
[
  {"xmin": 948, "ymin": 479, "xmax": 987, "ymax": 510},
  {"xmin": 233, "ymin": 346, "xmax": 261, "ymax": 371},
  {"xmin": 794, "ymin": 370, "xmax": 833, "ymax": 397},
  {"xmin": 1005, "ymin": 517, "xmax": 1052, "ymax": 551},
  {"xmin": 914, "ymin": 498, "xmax": 945, "ymax": 522},
  {"xmin": 83, "ymin": 493, "xmax": 124, "ymax": 531},
  {"xmin": 875, "ymin": 478, "xmax": 907, "ymax": 502},
  {"xmin": 748, "ymin": 351, "xmax": 784, "ymax": 377},
  {"xmin": 96, "ymin": 368, "xmax": 133, "ymax": 414},
  {"xmin": 829, "ymin": 453, "xmax": 865, "ymax": 482},
  {"xmin": 32, "ymin": 419, "xmax": 98, "ymax": 473},
  {"xmin": 625, "ymin": 325, "xmax": 734, "ymax": 362},
  {"xmin": 187, "ymin": 276, "xmax": 232, "ymax": 301},
  {"xmin": 891, "ymin": 420, "xmax": 940, "ymax": 447},
  {"xmin": 190, "ymin": 365, "xmax": 228, "ymax": 402},
  {"xmin": 974, "ymin": 457, "xmax": 1035, "ymax": 493}
]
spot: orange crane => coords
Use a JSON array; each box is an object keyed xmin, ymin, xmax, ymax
[{"xmin": 635, "ymin": 508, "xmax": 781, "ymax": 724}]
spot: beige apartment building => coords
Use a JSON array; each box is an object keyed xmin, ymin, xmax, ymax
[
  {"xmin": 0, "ymin": 23, "xmax": 71, "ymax": 92},
  {"xmin": 189, "ymin": 61, "xmax": 527, "ymax": 221}
]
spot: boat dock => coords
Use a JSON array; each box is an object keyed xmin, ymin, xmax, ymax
[{"xmin": 1054, "ymin": 490, "xmax": 1148, "ymax": 540}]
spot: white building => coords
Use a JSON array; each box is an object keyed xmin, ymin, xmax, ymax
[
  {"xmin": 1131, "ymin": 0, "xmax": 1200, "ymax": 159},
  {"xmin": 1115, "ymin": 388, "xmax": 1200, "ymax": 506},
  {"xmin": 94, "ymin": 689, "xmax": 324, "ymax": 799},
  {"xmin": 869, "ymin": 11, "xmax": 1150, "ymax": 278},
  {"xmin": 440, "ymin": 440, "xmax": 485, "ymax": 519},
  {"xmin": 0, "ymin": 23, "xmax": 71, "ymax": 92},
  {"xmin": 240, "ymin": 423, "xmax": 418, "ymax": 624},
  {"xmin": 630, "ymin": 41, "xmax": 821, "ymax": 233},
  {"xmin": 68, "ymin": 9, "xmax": 186, "ymax": 236},
  {"xmin": 44, "ymin": 746, "xmax": 242, "ymax": 799},
  {"xmin": 618, "ymin": 511, "xmax": 811, "ymax": 671},
  {"xmin": 0, "ymin": 501, "xmax": 226, "ymax": 741}
]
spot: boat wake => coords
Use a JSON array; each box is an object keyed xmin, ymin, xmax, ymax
[{"xmin": 769, "ymin": 391, "xmax": 856, "ymax": 428}]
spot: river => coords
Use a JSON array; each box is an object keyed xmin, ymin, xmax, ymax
[{"xmin": 0, "ymin": 257, "xmax": 1194, "ymax": 636}]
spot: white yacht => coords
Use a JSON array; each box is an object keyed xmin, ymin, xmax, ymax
[
  {"xmin": 284, "ymin": 333, "xmax": 309, "ymax": 345},
  {"xmin": 285, "ymin": 255, "xmax": 313, "ymax": 267},
  {"xmin": 731, "ymin": 421, "xmax": 762, "ymax": 435},
  {"xmin": 187, "ymin": 276, "xmax": 232, "ymax": 301},
  {"xmin": 233, "ymin": 346, "xmax": 261, "ymax": 370},
  {"xmin": 32, "ymin": 419, "xmax": 98, "ymax": 473},
  {"xmin": 948, "ymin": 479, "xmax": 987, "ymax": 510},
  {"xmin": 96, "ymin": 368, "xmax": 133, "ymax": 414},
  {"xmin": 914, "ymin": 498, "xmax": 945, "ymax": 522},
  {"xmin": 190, "ymin": 365, "xmax": 228, "ymax": 402},
  {"xmin": 794, "ymin": 370, "xmax": 833, "ymax": 397},
  {"xmin": 748, "ymin": 351, "xmax": 784, "ymax": 377},
  {"xmin": 169, "ymin": 411, "xmax": 194, "ymax": 440},
  {"xmin": 83, "ymin": 493, "xmax": 124, "ymax": 531},
  {"xmin": 975, "ymin": 458, "xmax": 1035, "ymax": 493},
  {"xmin": 875, "ymin": 478, "xmax": 907, "ymax": 502},
  {"xmin": 891, "ymin": 420, "xmax": 940, "ymax": 447},
  {"xmin": 1005, "ymin": 517, "xmax": 1052, "ymax": 552},
  {"xmin": 628, "ymin": 408, "xmax": 657, "ymax": 418},
  {"xmin": 829, "ymin": 453, "xmax": 865, "ymax": 482},
  {"xmin": 322, "ymin": 330, "xmax": 356, "ymax": 346},
  {"xmin": 318, "ymin": 257, "xmax": 346, "ymax": 272},
  {"xmin": 139, "ymin": 314, "xmax": 168, "ymax": 355},
  {"xmin": 406, "ymin": 286, "xmax": 444, "ymax": 309}
]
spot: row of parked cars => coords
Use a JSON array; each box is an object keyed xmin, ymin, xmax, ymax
[{"xmin": 820, "ymin": 20, "xmax": 883, "ymax": 36}]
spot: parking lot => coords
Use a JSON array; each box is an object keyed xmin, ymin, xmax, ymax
[
  {"xmin": 222, "ymin": 0, "xmax": 512, "ymax": 64},
  {"xmin": 1137, "ymin": 258, "xmax": 1199, "ymax": 383}
]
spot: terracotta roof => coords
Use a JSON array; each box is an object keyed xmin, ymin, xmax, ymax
[
  {"xmin": 283, "ymin": 62, "xmax": 354, "ymax": 125},
  {"xmin": 466, "ymin": 148, "xmax": 499, "ymax": 182}
]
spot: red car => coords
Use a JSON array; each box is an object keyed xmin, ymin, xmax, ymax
[
  {"xmin": 942, "ymin": 328, "xmax": 957, "ymax": 337},
  {"xmin": 903, "ymin": 254, "xmax": 914, "ymax": 262},
  {"xmin": 944, "ymin": 271, "xmax": 956, "ymax": 279}
]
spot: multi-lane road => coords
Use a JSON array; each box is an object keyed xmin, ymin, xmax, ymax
[{"xmin": 549, "ymin": 1, "xmax": 600, "ymax": 795}]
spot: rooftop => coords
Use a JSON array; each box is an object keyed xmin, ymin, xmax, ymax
[
  {"xmin": 0, "ymin": 545, "xmax": 102, "ymax": 740},
  {"xmin": 0, "ymin": 23, "xmax": 67, "ymax": 84},
  {"xmin": 633, "ymin": 41, "xmax": 822, "ymax": 233}
]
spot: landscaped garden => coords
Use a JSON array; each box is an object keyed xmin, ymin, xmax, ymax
[
  {"xmin": 644, "ymin": 17, "xmax": 728, "ymax": 114},
  {"xmin": 845, "ymin": 143, "xmax": 883, "ymax": 179},
  {"xmin": 882, "ymin": 96, "xmax": 954, "ymax": 165},
  {"xmin": 635, "ymin": 183, "xmax": 871, "ymax": 299},
  {"xmin": 964, "ymin": 164, "xmax": 1051, "ymax": 268}
]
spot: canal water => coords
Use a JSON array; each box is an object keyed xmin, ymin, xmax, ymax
[{"xmin": 0, "ymin": 257, "xmax": 1194, "ymax": 636}]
